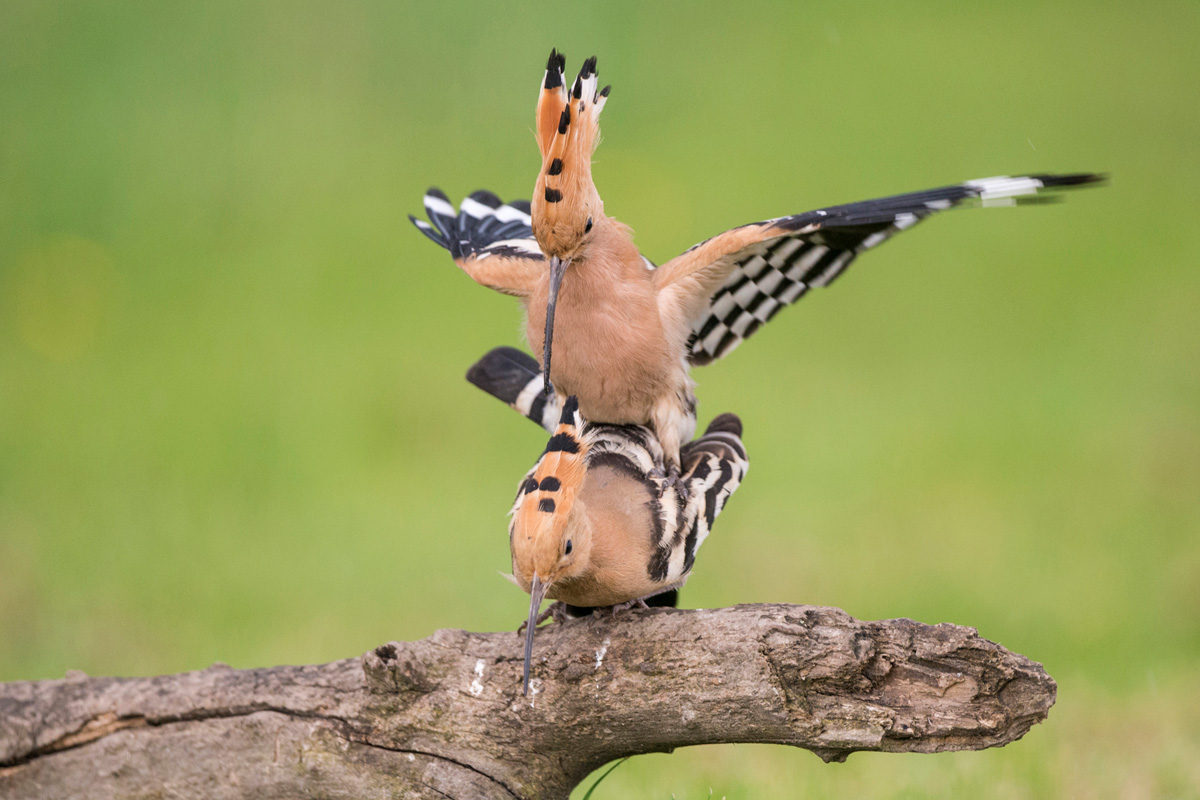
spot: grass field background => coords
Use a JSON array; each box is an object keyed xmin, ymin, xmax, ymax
[{"xmin": 2, "ymin": 2, "xmax": 1198, "ymax": 797}]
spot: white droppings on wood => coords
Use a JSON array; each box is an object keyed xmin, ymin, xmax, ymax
[
  {"xmin": 527, "ymin": 678, "xmax": 542, "ymax": 707},
  {"xmin": 469, "ymin": 659, "xmax": 485, "ymax": 697},
  {"xmin": 595, "ymin": 637, "xmax": 610, "ymax": 670}
]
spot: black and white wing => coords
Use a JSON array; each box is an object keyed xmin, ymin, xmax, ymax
[
  {"xmin": 653, "ymin": 173, "xmax": 1105, "ymax": 366},
  {"xmin": 409, "ymin": 189, "xmax": 546, "ymax": 297}
]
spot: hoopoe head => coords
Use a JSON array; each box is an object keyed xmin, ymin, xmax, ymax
[
  {"xmin": 531, "ymin": 50, "xmax": 611, "ymax": 392},
  {"xmin": 509, "ymin": 396, "xmax": 593, "ymax": 694}
]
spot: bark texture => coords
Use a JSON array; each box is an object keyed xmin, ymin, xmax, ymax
[{"xmin": 0, "ymin": 604, "xmax": 1055, "ymax": 799}]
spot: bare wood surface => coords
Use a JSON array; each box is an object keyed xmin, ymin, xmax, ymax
[{"xmin": 0, "ymin": 604, "xmax": 1055, "ymax": 799}]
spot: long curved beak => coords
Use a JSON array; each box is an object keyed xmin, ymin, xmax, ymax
[
  {"xmin": 542, "ymin": 256, "xmax": 570, "ymax": 395},
  {"xmin": 523, "ymin": 573, "xmax": 551, "ymax": 695}
]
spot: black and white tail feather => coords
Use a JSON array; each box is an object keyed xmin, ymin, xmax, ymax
[{"xmin": 466, "ymin": 346, "xmax": 560, "ymax": 432}]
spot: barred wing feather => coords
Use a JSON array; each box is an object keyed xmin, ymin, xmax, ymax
[
  {"xmin": 677, "ymin": 173, "xmax": 1104, "ymax": 365},
  {"xmin": 409, "ymin": 188, "xmax": 544, "ymax": 296}
]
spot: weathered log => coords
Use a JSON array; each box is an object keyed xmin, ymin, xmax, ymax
[{"xmin": 0, "ymin": 604, "xmax": 1055, "ymax": 799}]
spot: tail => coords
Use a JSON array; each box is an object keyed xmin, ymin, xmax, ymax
[
  {"xmin": 682, "ymin": 413, "xmax": 747, "ymax": 469},
  {"xmin": 678, "ymin": 413, "xmax": 750, "ymax": 574},
  {"xmin": 532, "ymin": 50, "xmax": 610, "ymax": 233},
  {"xmin": 408, "ymin": 189, "xmax": 538, "ymax": 261},
  {"xmin": 466, "ymin": 346, "xmax": 560, "ymax": 432}
]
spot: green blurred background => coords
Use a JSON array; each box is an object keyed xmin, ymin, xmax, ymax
[{"xmin": 2, "ymin": 1, "xmax": 1197, "ymax": 796}]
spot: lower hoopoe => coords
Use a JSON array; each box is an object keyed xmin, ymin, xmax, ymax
[
  {"xmin": 468, "ymin": 347, "xmax": 748, "ymax": 695},
  {"xmin": 411, "ymin": 50, "xmax": 1105, "ymax": 472}
]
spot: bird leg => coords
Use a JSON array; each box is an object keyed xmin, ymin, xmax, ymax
[
  {"xmin": 599, "ymin": 597, "xmax": 653, "ymax": 617},
  {"xmin": 516, "ymin": 601, "xmax": 572, "ymax": 635}
]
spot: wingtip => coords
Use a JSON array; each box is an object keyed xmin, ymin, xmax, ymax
[
  {"xmin": 1031, "ymin": 172, "xmax": 1109, "ymax": 189},
  {"xmin": 467, "ymin": 189, "xmax": 503, "ymax": 209},
  {"xmin": 410, "ymin": 212, "xmax": 446, "ymax": 247}
]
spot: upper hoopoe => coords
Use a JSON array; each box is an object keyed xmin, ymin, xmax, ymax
[
  {"xmin": 411, "ymin": 50, "xmax": 1105, "ymax": 469},
  {"xmin": 470, "ymin": 347, "xmax": 748, "ymax": 695}
]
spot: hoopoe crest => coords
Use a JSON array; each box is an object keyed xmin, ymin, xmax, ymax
[
  {"xmin": 509, "ymin": 395, "xmax": 592, "ymax": 694},
  {"xmin": 532, "ymin": 50, "xmax": 611, "ymax": 392},
  {"xmin": 532, "ymin": 50, "xmax": 608, "ymax": 259},
  {"xmin": 510, "ymin": 395, "xmax": 591, "ymax": 592}
]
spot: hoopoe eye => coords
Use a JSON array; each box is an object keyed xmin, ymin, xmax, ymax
[
  {"xmin": 564, "ymin": 539, "xmax": 573, "ymax": 556},
  {"xmin": 584, "ymin": 217, "xmax": 593, "ymax": 234}
]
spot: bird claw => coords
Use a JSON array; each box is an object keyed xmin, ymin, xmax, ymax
[
  {"xmin": 516, "ymin": 601, "xmax": 571, "ymax": 636},
  {"xmin": 602, "ymin": 596, "xmax": 653, "ymax": 616},
  {"xmin": 649, "ymin": 464, "xmax": 687, "ymax": 500},
  {"xmin": 546, "ymin": 602, "xmax": 572, "ymax": 624},
  {"xmin": 517, "ymin": 594, "xmax": 659, "ymax": 634}
]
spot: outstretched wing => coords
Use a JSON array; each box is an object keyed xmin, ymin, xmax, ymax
[
  {"xmin": 652, "ymin": 173, "xmax": 1105, "ymax": 366},
  {"xmin": 409, "ymin": 188, "xmax": 545, "ymax": 298}
]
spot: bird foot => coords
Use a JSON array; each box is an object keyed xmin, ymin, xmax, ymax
[
  {"xmin": 602, "ymin": 597, "xmax": 652, "ymax": 616},
  {"xmin": 545, "ymin": 601, "xmax": 573, "ymax": 624},
  {"xmin": 516, "ymin": 601, "xmax": 571, "ymax": 636},
  {"xmin": 649, "ymin": 464, "xmax": 688, "ymax": 500}
]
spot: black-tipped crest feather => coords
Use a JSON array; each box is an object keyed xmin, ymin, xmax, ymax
[{"xmin": 544, "ymin": 48, "xmax": 564, "ymax": 89}]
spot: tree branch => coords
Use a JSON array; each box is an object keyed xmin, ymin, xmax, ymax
[{"xmin": 0, "ymin": 604, "xmax": 1055, "ymax": 799}]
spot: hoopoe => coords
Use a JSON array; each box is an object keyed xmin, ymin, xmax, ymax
[
  {"xmin": 470, "ymin": 348, "xmax": 748, "ymax": 695},
  {"xmin": 411, "ymin": 49, "xmax": 1105, "ymax": 471}
]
